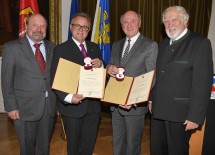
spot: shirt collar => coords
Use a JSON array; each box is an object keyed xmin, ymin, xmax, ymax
[
  {"xmin": 174, "ymin": 28, "xmax": 188, "ymax": 41},
  {"xmin": 72, "ymin": 37, "xmax": 86, "ymax": 50},
  {"xmin": 26, "ymin": 35, "xmax": 44, "ymax": 47},
  {"xmin": 126, "ymin": 32, "xmax": 140, "ymax": 43}
]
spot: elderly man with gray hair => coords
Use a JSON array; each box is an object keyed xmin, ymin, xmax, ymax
[{"xmin": 150, "ymin": 6, "xmax": 213, "ymax": 155}]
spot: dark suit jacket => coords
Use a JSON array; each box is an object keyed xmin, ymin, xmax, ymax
[
  {"xmin": 51, "ymin": 39, "xmax": 101, "ymax": 118},
  {"xmin": 1, "ymin": 36, "xmax": 56, "ymax": 121},
  {"xmin": 152, "ymin": 31, "xmax": 213, "ymax": 125},
  {"xmin": 110, "ymin": 34, "xmax": 158, "ymax": 115}
]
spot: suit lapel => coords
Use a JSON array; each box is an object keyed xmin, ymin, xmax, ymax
[
  {"xmin": 85, "ymin": 41, "xmax": 97, "ymax": 58},
  {"xmin": 20, "ymin": 36, "xmax": 46, "ymax": 76},
  {"xmin": 86, "ymin": 42, "xmax": 92, "ymax": 57},
  {"xmin": 20, "ymin": 37, "xmax": 41, "ymax": 71},
  {"xmin": 44, "ymin": 40, "xmax": 52, "ymax": 73},
  {"xmin": 67, "ymin": 39, "xmax": 87, "ymax": 65},
  {"xmin": 71, "ymin": 39, "xmax": 85, "ymax": 58},
  {"xmin": 118, "ymin": 39, "xmax": 126, "ymax": 65}
]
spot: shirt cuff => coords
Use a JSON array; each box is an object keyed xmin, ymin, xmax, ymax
[{"xmin": 64, "ymin": 94, "xmax": 73, "ymax": 103}]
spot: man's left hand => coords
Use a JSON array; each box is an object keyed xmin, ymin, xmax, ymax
[{"xmin": 184, "ymin": 120, "xmax": 199, "ymax": 131}]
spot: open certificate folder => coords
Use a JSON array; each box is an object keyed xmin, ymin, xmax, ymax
[
  {"xmin": 102, "ymin": 70, "xmax": 155, "ymax": 105},
  {"xmin": 52, "ymin": 58, "xmax": 106, "ymax": 99}
]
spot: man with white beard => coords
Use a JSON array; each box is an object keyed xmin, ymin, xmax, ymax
[{"xmin": 149, "ymin": 6, "xmax": 213, "ymax": 155}]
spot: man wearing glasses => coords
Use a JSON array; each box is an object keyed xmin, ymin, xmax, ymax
[{"xmin": 51, "ymin": 12, "xmax": 103, "ymax": 155}]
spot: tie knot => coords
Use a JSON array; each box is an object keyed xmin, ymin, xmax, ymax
[
  {"xmin": 127, "ymin": 39, "xmax": 131, "ymax": 44},
  {"xmin": 34, "ymin": 43, "xmax": 42, "ymax": 49},
  {"xmin": 79, "ymin": 43, "xmax": 84, "ymax": 48}
]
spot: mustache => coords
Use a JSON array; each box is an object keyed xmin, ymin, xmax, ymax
[
  {"xmin": 32, "ymin": 31, "xmax": 44, "ymax": 35},
  {"xmin": 168, "ymin": 27, "xmax": 176, "ymax": 32}
]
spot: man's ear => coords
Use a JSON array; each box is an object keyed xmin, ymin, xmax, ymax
[{"xmin": 184, "ymin": 19, "xmax": 189, "ymax": 27}]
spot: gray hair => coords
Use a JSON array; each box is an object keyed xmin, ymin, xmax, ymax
[
  {"xmin": 71, "ymin": 12, "xmax": 91, "ymax": 27},
  {"xmin": 162, "ymin": 6, "xmax": 189, "ymax": 23}
]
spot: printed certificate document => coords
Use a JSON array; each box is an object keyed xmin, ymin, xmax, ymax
[
  {"xmin": 78, "ymin": 67, "xmax": 106, "ymax": 98},
  {"xmin": 127, "ymin": 71, "xmax": 154, "ymax": 105},
  {"xmin": 102, "ymin": 70, "xmax": 155, "ymax": 105}
]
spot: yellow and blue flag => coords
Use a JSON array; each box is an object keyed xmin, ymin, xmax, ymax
[
  {"xmin": 91, "ymin": 0, "xmax": 111, "ymax": 65},
  {"xmin": 68, "ymin": 0, "xmax": 79, "ymax": 39}
]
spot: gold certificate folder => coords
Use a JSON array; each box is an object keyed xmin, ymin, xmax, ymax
[
  {"xmin": 102, "ymin": 70, "xmax": 155, "ymax": 105},
  {"xmin": 102, "ymin": 76, "xmax": 134, "ymax": 105},
  {"xmin": 52, "ymin": 58, "xmax": 106, "ymax": 99},
  {"xmin": 52, "ymin": 58, "xmax": 80, "ymax": 94}
]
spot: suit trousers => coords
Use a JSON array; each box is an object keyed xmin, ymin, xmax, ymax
[
  {"xmin": 151, "ymin": 117, "xmax": 191, "ymax": 155},
  {"xmin": 63, "ymin": 112, "xmax": 100, "ymax": 155},
  {"xmin": 112, "ymin": 108, "xmax": 145, "ymax": 155},
  {"xmin": 14, "ymin": 98, "xmax": 54, "ymax": 155}
]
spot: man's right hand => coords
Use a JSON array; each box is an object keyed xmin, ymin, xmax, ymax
[
  {"xmin": 107, "ymin": 64, "xmax": 119, "ymax": 77},
  {"xmin": 71, "ymin": 94, "xmax": 85, "ymax": 104},
  {"xmin": 7, "ymin": 110, "xmax": 19, "ymax": 120}
]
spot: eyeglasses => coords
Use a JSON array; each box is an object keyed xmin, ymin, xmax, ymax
[{"xmin": 71, "ymin": 24, "xmax": 90, "ymax": 31}]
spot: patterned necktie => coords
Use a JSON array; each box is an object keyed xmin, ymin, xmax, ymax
[
  {"xmin": 34, "ymin": 43, "xmax": 46, "ymax": 74},
  {"xmin": 121, "ymin": 39, "xmax": 131, "ymax": 65},
  {"xmin": 79, "ymin": 43, "xmax": 88, "ymax": 58}
]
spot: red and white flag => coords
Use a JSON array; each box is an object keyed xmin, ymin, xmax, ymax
[{"xmin": 19, "ymin": 0, "xmax": 39, "ymax": 38}]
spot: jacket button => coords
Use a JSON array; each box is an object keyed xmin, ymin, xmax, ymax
[{"xmin": 161, "ymin": 70, "xmax": 165, "ymax": 73}]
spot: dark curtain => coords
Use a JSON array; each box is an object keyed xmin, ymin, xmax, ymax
[
  {"xmin": 37, "ymin": 0, "xmax": 50, "ymax": 40},
  {"xmin": 79, "ymin": 0, "xmax": 212, "ymax": 43}
]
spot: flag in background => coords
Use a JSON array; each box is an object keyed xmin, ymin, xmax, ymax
[
  {"xmin": 68, "ymin": 0, "xmax": 79, "ymax": 39},
  {"xmin": 19, "ymin": 0, "xmax": 39, "ymax": 38},
  {"xmin": 210, "ymin": 76, "xmax": 215, "ymax": 99},
  {"xmin": 91, "ymin": 0, "xmax": 111, "ymax": 65}
]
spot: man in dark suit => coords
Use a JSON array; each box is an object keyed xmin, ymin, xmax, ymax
[
  {"xmin": 1, "ymin": 14, "xmax": 56, "ymax": 155},
  {"xmin": 150, "ymin": 6, "xmax": 213, "ymax": 155},
  {"xmin": 107, "ymin": 11, "xmax": 158, "ymax": 155},
  {"xmin": 51, "ymin": 12, "xmax": 103, "ymax": 155}
]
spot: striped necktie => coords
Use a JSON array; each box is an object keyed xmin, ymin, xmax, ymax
[{"xmin": 121, "ymin": 39, "xmax": 131, "ymax": 65}]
